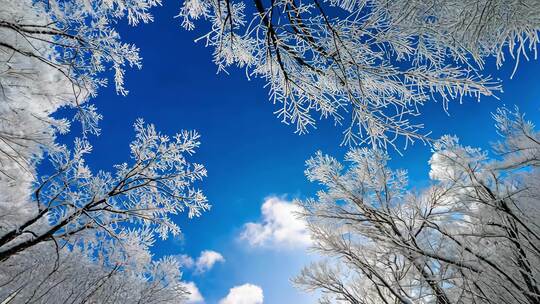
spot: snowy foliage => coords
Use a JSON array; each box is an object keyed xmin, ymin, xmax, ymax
[
  {"xmin": 0, "ymin": 0, "xmax": 161, "ymax": 203},
  {"xmin": 295, "ymin": 107, "xmax": 540, "ymax": 303},
  {"xmin": 0, "ymin": 243, "xmax": 187, "ymax": 304},
  {"xmin": 179, "ymin": 0, "xmax": 539, "ymax": 149},
  {"xmin": 1, "ymin": 0, "xmax": 161, "ymax": 97},
  {"xmin": 2, "ymin": 0, "xmax": 539, "ymax": 302},
  {"xmin": 1, "ymin": 0, "xmax": 77, "ymax": 234},
  {"xmin": 0, "ymin": 0, "xmax": 161, "ymax": 247},
  {"xmin": 0, "ymin": 1, "xmax": 209, "ymax": 302},
  {"xmin": 0, "ymin": 119, "xmax": 208, "ymax": 260},
  {"xmin": 0, "ymin": 0, "xmax": 159, "ymax": 180},
  {"xmin": 0, "ymin": 119, "xmax": 208, "ymax": 302}
]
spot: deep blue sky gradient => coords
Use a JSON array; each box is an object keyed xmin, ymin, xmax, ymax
[{"xmin": 57, "ymin": 3, "xmax": 540, "ymax": 302}]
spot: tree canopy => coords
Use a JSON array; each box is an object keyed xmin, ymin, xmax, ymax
[{"xmin": 0, "ymin": 0, "xmax": 539, "ymax": 303}]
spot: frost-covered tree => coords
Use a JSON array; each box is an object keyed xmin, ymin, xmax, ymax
[
  {"xmin": 0, "ymin": 119, "xmax": 209, "ymax": 262},
  {"xmin": 295, "ymin": 107, "xmax": 540, "ymax": 304},
  {"xmin": 179, "ymin": 0, "xmax": 539, "ymax": 148},
  {"xmin": 0, "ymin": 0, "xmax": 160, "ymax": 237},
  {"xmin": 0, "ymin": 1, "xmax": 209, "ymax": 302},
  {"xmin": 0, "ymin": 119, "xmax": 209, "ymax": 303},
  {"xmin": 1, "ymin": 0, "xmax": 158, "ymax": 97},
  {"xmin": 0, "ymin": 243, "xmax": 188, "ymax": 304}
]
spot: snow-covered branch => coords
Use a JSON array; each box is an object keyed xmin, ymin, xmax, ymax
[
  {"xmin": 296, "ymin": 107, "xmax": 540, "ymax": 304},
  {"xmin": 180, "ymin": 0, "xmax": 539, "ymax": 149}
]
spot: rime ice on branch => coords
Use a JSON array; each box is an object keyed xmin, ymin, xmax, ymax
[
  {"xmin": 295, "ymin": 107, "xmax": 540, "ymax": 304},
  {"xmin": 179, "ymin": 0, "xmax": 539, "ymax": 149},
  {"xmin": 0, "ymin": 1, "xmax": 208, "ymax": 302}
]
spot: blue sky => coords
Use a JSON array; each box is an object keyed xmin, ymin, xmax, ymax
[{"xmin": 62, "ymin": 3, "xmax": 540, "ymax": 303}]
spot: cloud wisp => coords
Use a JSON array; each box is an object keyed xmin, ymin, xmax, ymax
[{"xmin": 177, "ymin": 250, "xmax": 225, "ymax": 274}]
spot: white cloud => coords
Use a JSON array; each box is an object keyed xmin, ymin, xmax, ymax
[
  {"xmin": 195, "ymin": 250, "xmax": 225, "ymax": 273},
  {"xmin": 177, "ymin": 250, "xmax": 225, "ymax": 274},
  {"xmin": 182, "ymin": 281, "xmax": 204, "ymax": 303},
  {"xmin": 239, "ymin": 196, "xmax": 311, "ymax": 249},
  {"xmin": 219, "ymin": 284, "xmax": 264, "ymax": 304},
  {"xmin": 429, "ymin": 151, "xmax": 457, "ymax": 181}
]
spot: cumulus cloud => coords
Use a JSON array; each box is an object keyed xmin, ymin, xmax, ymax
[
  {"xmin": 429, "ymin": 151, "xmax": 457, "ymax": 181},
  {"xmin": 239, "ymin": 196, "xmax": 311, "ymax": 249},
  {"xmin": 195, "ymin": 250, "xmax": 225, "ymax": 273},
  {"xmin": 219, "ymin": 284, "xmax": 264, "ymax": 304},
  {"xmin": 182, "ymin": 281, "xmax": 204, "ymax": 303},
  {"xmin": 177, "ymin": 250, "xmax": 225, "ymax": 274}
]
